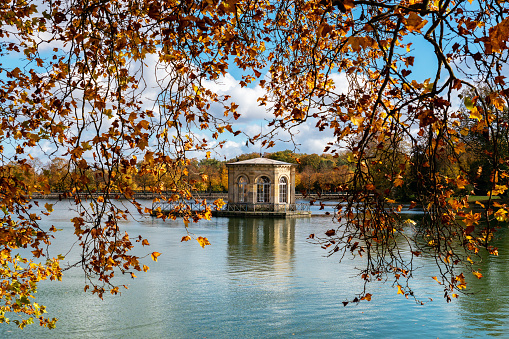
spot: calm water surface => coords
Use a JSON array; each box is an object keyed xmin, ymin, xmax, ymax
[{"xmin": 2, "ymin": 200, "xmax": 509, "ymax": 338}]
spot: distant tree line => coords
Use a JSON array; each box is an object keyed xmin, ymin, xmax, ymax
[
  {"xmin": 8, "ymin": 150, "xmax": 352, "ymax": 196},
  {"xmin": 9, "ymin": 137, "xmax": 503, "ymax": 201}
]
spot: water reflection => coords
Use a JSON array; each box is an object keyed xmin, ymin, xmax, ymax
[
  {"xmin": 3, "ymin": 204, "xmax": 509, "ymax": 338},
  {"xmin": 226, "ymin": 218, "xmax": 296, "ymax": 287},
  {"xmin": 455, "ymin": 226, "xmax": 509, "ymax": 337}
]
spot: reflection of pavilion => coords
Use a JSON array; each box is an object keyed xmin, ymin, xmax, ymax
[
  {"xmin": 226, "ymin": 218, "xmax": 296, "ymax": 278},
  {"xmin": 216, "ymin": 158, "xmax": 310, "ymax": 217}
]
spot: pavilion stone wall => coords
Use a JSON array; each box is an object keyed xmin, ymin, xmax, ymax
[{"xmin": 227, "ymin": 163, "xmax": 295, "ymax": 206}]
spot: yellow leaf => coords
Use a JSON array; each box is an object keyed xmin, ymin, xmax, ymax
[
  {"xmin": 131, "ymin": 272, "xmax": 137, "ymax": 278},
  {"xmin": 472, "ymin": 271, "xmax": 483, "ymax": 279},
  {"xmin": 151, "ymin": 252, "xmax": 161, "ymax": 261},
  {"xmin": 350, "ymin": 115, "xmax": 364, "ymax": 126},
  {"xmin": 44, "ymin": 203, "xmax": 54, "ymax": 213},
  {"xmin": 97, "ymin": 196, "xmax": 104, "ymax": 203},
  {"xmin": 491, "ymin": 185, "xmax": 508, "ymax": 196},
  {"xmin": 397, "ymin": 285, "xmax": 404, "ymax": 295},
  {"xmin": 197, "ymin": 236, "xmax": 211, "ymax": 248},
  {"xmin": 495, "ymin": 208, "xmax": 508, "ymax": 221},
  {"xmin": 206, "ymin": 151, "xmax": 211, "ymax": 159},
  {"xmin": 363, "ymin": 293, "xmax": 372, "ymax": 301},
  {"xmin": 464, "ymin": 211, "xmax": 481, "ymax": 227},
  {"xmin": 213, "ymin": 198, "xmax": 226, "ymax": 209},
  {"xmin": 455, "ymin": 175, "xmax": 468, "ymax": 189},
  {"xmin": 142, "ymin": 265, "xmax": 149, "ymax": 272},
  {"xmin": 181, "ymin": 235, "xmax": 192, "ymax": 242},
  {"xmin": 469, "ymin": 107, "xmax": 482, "ymax": 121},
  {"xmin": 455, "ymin": 273, "xmax": 467, "ymax": 289}
]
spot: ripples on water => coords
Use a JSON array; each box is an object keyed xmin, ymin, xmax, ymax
[{"xmin": 1, "ymin": 200, "xmax": 508, "ymax": 338}]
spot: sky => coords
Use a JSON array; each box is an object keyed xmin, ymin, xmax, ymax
[
  {"xmin": 0, "ymin": 43, "xmax": 343, "ymax": 162},
  {"xmin": 189, "ymin": 71, "xmax": 343, "ymax": 160},
  {"xmin": 0, "ymin": 4, "xmax": 479, "ymax": 163}
]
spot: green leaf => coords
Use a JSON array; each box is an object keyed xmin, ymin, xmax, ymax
[{"xmin": 464, "ymin": 97, "xmax": 474, "ymax": 110}]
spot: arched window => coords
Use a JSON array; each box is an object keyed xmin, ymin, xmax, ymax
[
  {"xmin": 237, "ymin": 176, "xmax": 248, "ymax": 203},
  {"xmin": 279, "ymin": 177, "xmax": 288, "ymax": 203},
  {"xmin": 256, "ymin": 176, "xmax": 271, "ymax": 203}
]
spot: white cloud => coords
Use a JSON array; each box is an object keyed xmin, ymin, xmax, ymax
[{"xmin": 329, "ymin": 72, "xmax": 349, "ymax": 95}]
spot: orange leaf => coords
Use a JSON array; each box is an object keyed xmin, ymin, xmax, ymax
[
  {"xmin": 394, "ymin": 177, "xmax": 404, "ymax": 187},
  {"xmin": 365, "ymin": 184, "xmax": 376, "ymax": 191},
  {"xmin": 405, "ymin": 12, "xmax": 427, "ymax": 33},
  {"xmin": 472, "ymin": 271, "xmax": 483, "ymax": 279},
  {"xmin": 181, "ymin": 235, "xmax": 192, "ymax": 242},
  {"xmin": 487, "ymin": 17, "xmax": 509, "ymax": 53},
  {"xmin": 151, "ymin": 252, "xmax": 161, "ymax": 261},
  {"xmin": 397, "ymin": 285, "xmax": 404, "ymax": 295}
]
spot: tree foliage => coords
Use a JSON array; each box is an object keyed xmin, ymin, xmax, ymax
[{"xmin": 0, "ymin": 0, "xmax": 508, "ymax": 327}]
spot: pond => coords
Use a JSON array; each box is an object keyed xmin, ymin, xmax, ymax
[{"xmin": 1, "ymin": 200, "xmax": 508, "ymax": 338}]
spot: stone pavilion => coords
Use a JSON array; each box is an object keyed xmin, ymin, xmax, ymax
[{"xmin": 215, "ymin": 157, "xmax": 310, "ymax": 217}]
